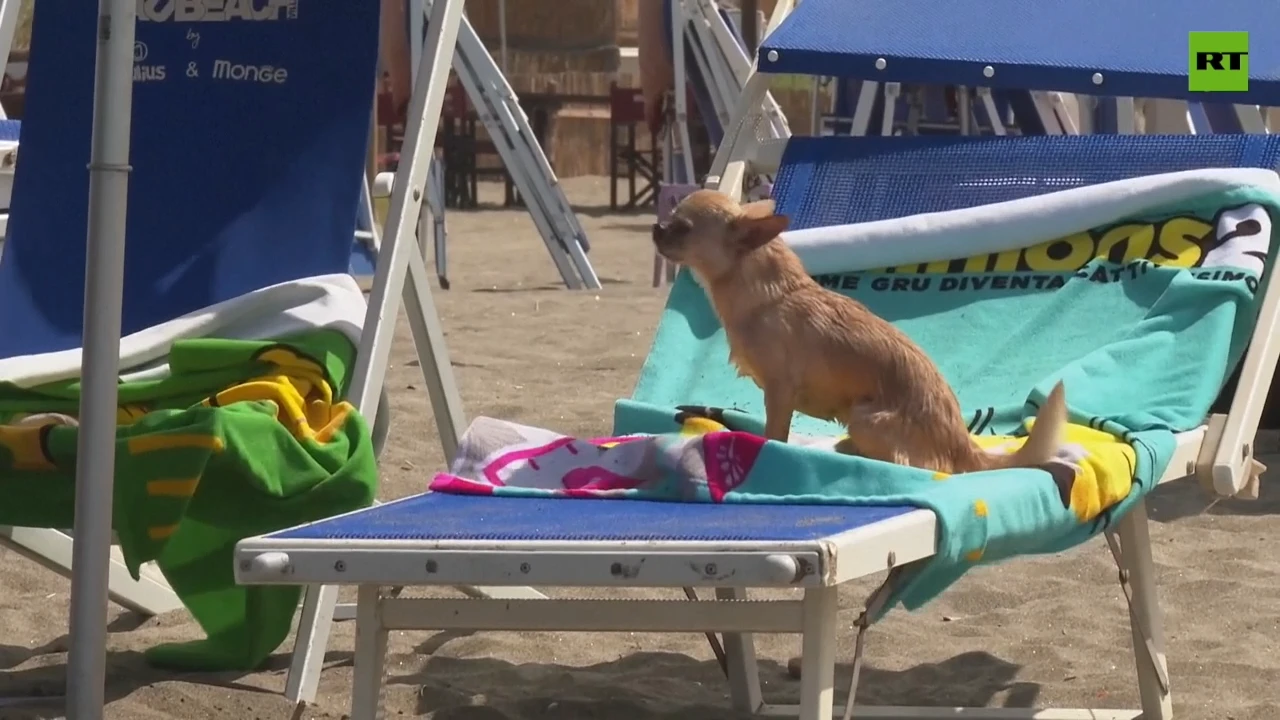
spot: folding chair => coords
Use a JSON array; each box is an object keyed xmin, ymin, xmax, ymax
[
  {"xmin": 237, "ymin": 2, "xmax": 1280, "ymax": 719},
  {"xmin": 610, "ymin": 83, "xmax": 661, "ymax": 211},
  {"xmin": 0, "ymin": 0, "xmax": 394, "ymax": 618},
  {"xmin": 0, "ymin": 0, "xmax": 540, "ymax": 699},
  {"xmin": 236, "ymin": 135, "xmax": 1280, "ymax": 720},
  {"xmin": 405, "ymin": 0, "xmax": 599, "ymax": 291},
  {"xmin": 655, "ymin": 0, "xmax": 791, "ymax": 286}
]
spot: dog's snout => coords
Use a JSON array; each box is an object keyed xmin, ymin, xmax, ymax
[{"xmin": 652, "ymin": 222, "xmax": 667, "ymax": 242}]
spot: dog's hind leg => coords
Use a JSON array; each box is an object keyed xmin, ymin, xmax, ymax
[
  {"xmin": 762, "ymin": 387, "xmax": 796, "ymax": 443},
  {"xmin": 845, "ymin": 402, "xmax": 939, "ymax": 471}
]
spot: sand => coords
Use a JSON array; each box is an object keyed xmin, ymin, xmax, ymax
[{"xmin": 1, "ymin": 177, "xmax": 1278, "ymax": 720}]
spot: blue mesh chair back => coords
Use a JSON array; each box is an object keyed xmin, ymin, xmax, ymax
[
  {"xmin": 772, "ymin": 135, "xmax": 1280, "ymax": 230},
  {"xmin": 0, "ymin": 1, "xmax": 379, "ymax": 358}
]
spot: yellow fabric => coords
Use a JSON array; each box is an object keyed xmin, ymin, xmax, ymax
[
  {"xmin": 975, "ymin": 423, "xmax": 1136, "ymax": 523},
  {"xmin": 202, "ymin": 346, "xmax": 351, "ymax": 444},
  {"xmin": 671, "ymin": 409, "xmax": 1136, "ymax": 525},
  {"xmin": 0, "ymin": 346, "xmax": 354, "ymax": 481}
]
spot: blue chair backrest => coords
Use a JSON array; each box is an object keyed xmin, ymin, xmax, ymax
[
  {"xmin": 0, "ymin": 0, "xmax": 379, "ymax": 358},
  {"xmin": 772, "ymin": 134, "xmax": 1280, "ymax": 230},
  {"xmin": 624, "ymin": 134, "xmax": 1280, "ymax": 438}
]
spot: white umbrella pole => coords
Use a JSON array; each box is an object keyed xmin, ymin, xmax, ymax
[{"xmin": 66, "ymin": 0, "xmax": 136, "ymax": 716}]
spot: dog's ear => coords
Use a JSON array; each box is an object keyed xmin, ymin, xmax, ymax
[{"xmin": 734, "ymin": 212, "xmax": 790, "ymax": 250}]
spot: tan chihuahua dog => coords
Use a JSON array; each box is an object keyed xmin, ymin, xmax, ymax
[{"xmin": 651, "ymin": 189, "xmax": 1066, "ymax": 474}]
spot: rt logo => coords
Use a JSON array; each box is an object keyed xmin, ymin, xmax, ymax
[{"xmin": 1188, "ymin": 31, "xmax": 1249, "ymax": 92}]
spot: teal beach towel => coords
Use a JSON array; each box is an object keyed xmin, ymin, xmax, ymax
[{"xmin": 430, "ymin": 170, "xmax": 1280, "ymax": 611}]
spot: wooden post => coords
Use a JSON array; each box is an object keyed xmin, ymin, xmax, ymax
[{"xmin": 740, "ymin": 0, "xmax": 759, "ymax": 55}]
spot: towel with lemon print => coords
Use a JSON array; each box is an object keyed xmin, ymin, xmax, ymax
[
  {"xmin": 428, "ymin": 401, "xmax": 1166, "ymax": 614},
  {"xmin": 0, "ymin": 329, "xmax": 377, "ymax": 672},
  {"xmin": 607, "ymin": 403, "xmax": 1171, "ymax": 611}
]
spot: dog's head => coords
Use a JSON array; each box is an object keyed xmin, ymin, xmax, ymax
[{"xmin": 651, "ymin": 190, "xmax": 790, "ymax": 282}]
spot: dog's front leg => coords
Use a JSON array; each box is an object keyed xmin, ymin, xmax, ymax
[{"xmin": 762, "ymin": 388, "xmax": 795, "ymax": 443}]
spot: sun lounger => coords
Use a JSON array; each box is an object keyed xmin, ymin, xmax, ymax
[
  {"xmin": 0, "ymin": 0, "xmax": 427, "ymax": 685},
  {"xmin": 236, "ymin": 1, "xmax": 1280, "ymax": 718},
  {"xmin": 236, "ymin": 129, "xmax": 1280, "ymax": 720}
]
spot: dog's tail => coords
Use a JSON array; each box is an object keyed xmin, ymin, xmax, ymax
[{"xmin": 980, "ymin": 381, "xmax": 1068, "ymax": 471}]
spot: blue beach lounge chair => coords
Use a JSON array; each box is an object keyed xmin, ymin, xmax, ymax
[
  {"xmin": 235, "ymin": 1, "xmax": 1280, "ymax": 719},
  {"xmin": 236, "ymin": 135, "xmax": 1280, "ymax": 720},
  {"xmin": 0, "ymin": 0, "xmax": 448, "ymax": 688}
]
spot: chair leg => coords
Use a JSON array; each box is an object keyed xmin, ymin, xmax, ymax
[
  {"xmin": 628, "ymin": 124, "xmax": 638, "ymax": 206},
  {"xmin": 285, "ymin": 583, "xmax": 340, "ymax": 706},
  {"xmin": 1115, "ymin": 500, "xmax": 1173, "ymax": 720},
  {"xmin": 715, "ymin": 587, "xmax": 764, "ymax": 713},
  {"xmin": 609, "ymin": 125, "xmax": 619, "ymax": 210},
  {"xmin": 350, "ymin": 585, "xmax": 389, "ymax": 720},
  {"xmin": 797, "ymin": 585, "xmax": 838, "ymax": 720}
]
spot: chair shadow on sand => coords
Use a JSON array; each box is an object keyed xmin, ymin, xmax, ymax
[
  {"xmin": 390, "ymin": 634, "xmax": 1036, "ymax": 719},
  {"xmin": 1, "ymin": 626, "xmax": 1039, "ymax": 717},
  {"xmin": 1146, "ymin": 456, "xmax": 1280, "ymax": 523},
  {"xmin": 0, "ymin": 611, "xmax": 293, "ymax": 715}
]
